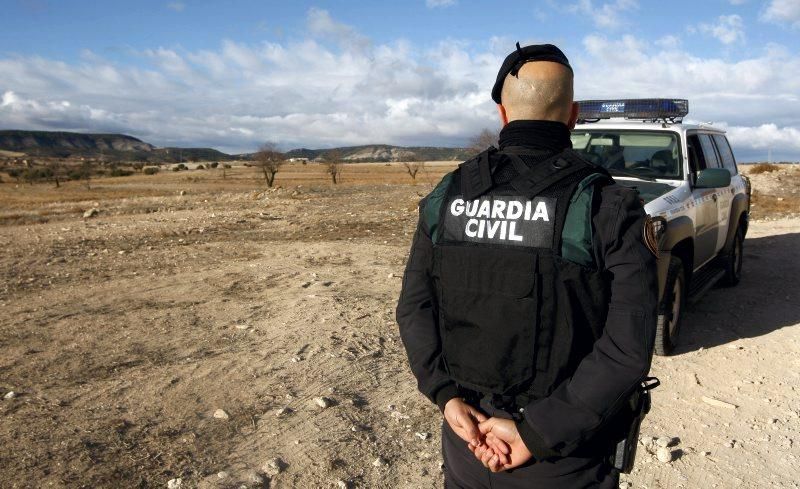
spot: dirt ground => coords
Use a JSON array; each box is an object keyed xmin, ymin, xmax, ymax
[{"xmin": 0, "ymin": 163, "xmax": 798, "ymax": 488}]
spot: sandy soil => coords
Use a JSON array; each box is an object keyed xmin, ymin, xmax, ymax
[{"xmin": 0, "ymin": 164, "xmax": 798, "ymax": 488}]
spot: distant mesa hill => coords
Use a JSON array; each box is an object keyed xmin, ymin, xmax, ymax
[
  {"xmin": 285, "ymin": 144, "xmax": 471, "ymax": 162},
  {"xmin": 0, "ymin": 130, "xmax": 236, "ymax": 163},
  {"xmin": 0, "ymin": 130, "xmax": 470, "ymax": 163},
  {"xmin": 0, "ymin": 130, "xmax": 154, "ymax": 154}
]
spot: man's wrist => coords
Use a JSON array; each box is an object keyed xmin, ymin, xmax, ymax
[
  {"xmin": 434, "ymin": 383, "xmax": 460, "ymax": 413},
  {"xmin": 516, "ymin": 417, "xmax": 560, "ymax": 461}
]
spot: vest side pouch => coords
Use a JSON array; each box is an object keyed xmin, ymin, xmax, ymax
[
  {"xmin": 535, "ymin": 258, "xmax": 610, "ymax": 396},
  {"xmin": 435, "ymin": 244, "xmax": 539, "ymax": 394}
]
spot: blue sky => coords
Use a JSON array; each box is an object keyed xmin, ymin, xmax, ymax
[{"xmin": 1, "ymin": 0, "xmax": 799, "ymax": 160}]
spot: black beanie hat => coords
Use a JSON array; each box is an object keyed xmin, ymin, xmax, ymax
[{"xmin": 491, "ymin": 42, "xmax": 573, "ymax": 104}]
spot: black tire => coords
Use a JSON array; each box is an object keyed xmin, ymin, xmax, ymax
[
  {"xmin": 721, "ymin": 225, "xmax": 744, "ymax": 287},
  {"xmin": 654, "ymin": 256, "xmax": 686, "ymax": 356}
]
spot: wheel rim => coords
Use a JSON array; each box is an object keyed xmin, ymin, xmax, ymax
[{"xmin": 669, "ymin": 277, "xmax": 682, "ymax": 338}]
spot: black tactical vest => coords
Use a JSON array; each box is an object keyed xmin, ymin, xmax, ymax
[{"xmin": 429, "ymin": 147, "xmax": 612, "ymax": 402}]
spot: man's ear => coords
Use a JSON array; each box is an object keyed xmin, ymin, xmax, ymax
[
  {"xmin": 497, "ymin": 104, "xmax": 509, "ymax": 127},
  {"xmin": 567, "ymin": 102, "xmax": 579, "ymax": 130}
]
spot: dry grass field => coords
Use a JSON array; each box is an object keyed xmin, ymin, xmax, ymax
[
  {"xmin": 1, "ymin": 162, "xmax": 799, "ymax": 488},
  {"xmin": 0, "ymin": 162, "xmax": 453, "ymax": 225}
]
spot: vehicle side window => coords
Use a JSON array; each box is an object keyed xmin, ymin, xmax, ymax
[
  {"xmin": 712, "ymin": 134, "xmax": 738, "ymax": 175},
  {"xmin": 687, "ymin": 134, "xmax": 705, "ymax": 172},
  {"xmin": 698, "ymin": 134, "xmax": 720, "ymax": 169}
]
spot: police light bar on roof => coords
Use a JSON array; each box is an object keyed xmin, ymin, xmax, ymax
[{"xmin": 577, "ymin": 98, "xmax": 689, "ymax": 121}]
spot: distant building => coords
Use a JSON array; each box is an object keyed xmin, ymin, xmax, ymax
[{"xmin": 288, "ymin": 157, "xmax": 309, "ymax": 163}]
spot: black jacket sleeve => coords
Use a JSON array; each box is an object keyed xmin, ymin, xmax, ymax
[
  {"xmin": 516, "ymin": 184, "xmax": 659, "ymax": 459},
  {"xmin": 396, "ymin": 204, "xmax": 459, "ymax": 412}
]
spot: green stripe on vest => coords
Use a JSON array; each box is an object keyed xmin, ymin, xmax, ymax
[
  {"xmin": 423, "ymin": 172, "xmax": 454, "ymax": 244},
  {"xmin": 561, "ymin": 172, "xmax": 609, "ymax": 267}
]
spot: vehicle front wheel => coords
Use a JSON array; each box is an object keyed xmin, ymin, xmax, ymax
[
  {"xmin": 655, "ymin": 256, "xmax": 686, "ymax": 356},
  {"xmin": 722, "ymin": 225, "xmax": 744, "ymax": 286}
]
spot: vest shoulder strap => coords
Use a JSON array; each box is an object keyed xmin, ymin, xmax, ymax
[
  {"xmin": 500, "ymin": 147, "xmax": 608, "ymax": 199},
  {"xmin": 458, "ymin": 146, "xmax": 498, "ymax": 200}
]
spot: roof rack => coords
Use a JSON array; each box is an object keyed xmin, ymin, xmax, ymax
[{"xmin": 577, "ymin": 98, "xmax": 689, "ymax": 124}]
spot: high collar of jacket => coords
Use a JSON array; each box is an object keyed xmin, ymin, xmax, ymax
[{"xmin": 497, "ymin": 120, "xmax": 572, "ymax": 152}]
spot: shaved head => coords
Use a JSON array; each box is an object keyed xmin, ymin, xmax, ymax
[{"xmin": 499, "ymin": 61, "xmax": 574, "ymax": 124}]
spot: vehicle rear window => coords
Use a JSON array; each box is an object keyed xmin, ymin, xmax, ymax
[
  {"xmin": 570, "ymin": 130, "xmax": 682, "ymax": 179},
  {"xmin": 712, "ymin": 134, "xmax": 738, "ymax": 175}
]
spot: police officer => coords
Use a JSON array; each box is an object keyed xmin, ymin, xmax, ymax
[{"xmin": 396, "ymin": 43, "xmax": 658, "ymax": 488}]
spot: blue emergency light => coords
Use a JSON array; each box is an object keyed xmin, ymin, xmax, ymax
[{"xmin": 577, "ymin": 98, "xmax": 689, "ymax": 122}]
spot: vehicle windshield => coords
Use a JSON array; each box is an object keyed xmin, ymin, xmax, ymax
[{"xmin": 570, "ymin": 130, "xmax": 682, "ymax": 180}]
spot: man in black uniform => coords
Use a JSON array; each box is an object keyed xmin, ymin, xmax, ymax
[{"xmin": 395, "ymin": 43, "xmax": 658, "ymax": 488}]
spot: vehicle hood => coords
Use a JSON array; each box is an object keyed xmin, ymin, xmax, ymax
[{"xmin": 614, "ymin": 180, "xmax": 677, "ymax": 204}]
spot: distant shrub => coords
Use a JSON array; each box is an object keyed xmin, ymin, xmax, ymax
[
  {"xmin": 109, "ymin": 168, "xmax": 134, "ymax": 177},
  {"xmin": 143, "ymin": 167, "xmax": 159, "ymax": 175},
  {"xmin": 749, "ymin": 163, "xmax": 780, "ymax": 174},
  {"xmin": 209, "ymin": 162, "xmax": 219, "ymax": 168},
  {"xmin": 223, "ymin": 164, "xmax": 231, "ymax": 169},
  {"xmin": 177, "ymin": 163, "xmax": 188, "ymax": 171},
  {"xmin": 172, "ymin": 166, "xmax": 180, "ymax": 172},
  {"xmin": 21, "ymin": 167, "xmax": 53, "ymax": 183},
  {"xmin": 196, "ymin": 164, "xmax": 205, "ymax": 170}
]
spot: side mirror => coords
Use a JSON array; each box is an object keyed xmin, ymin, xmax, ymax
[{"xmin": 695, "ymin": 168, "xmax": 731, "ymax": 188}]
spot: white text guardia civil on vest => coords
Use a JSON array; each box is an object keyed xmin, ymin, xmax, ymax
[{"xmin": 449, "ymin": 197, "xmax": 550, "ymax": 241}]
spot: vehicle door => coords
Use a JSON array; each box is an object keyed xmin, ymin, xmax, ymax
[
  {"xmin": 711, "ymin": 134, "xmax": 738, "ymax": 252},
  {"xmin": 688, "ymin": 133, "xmax": 721, "ymax": 269}
]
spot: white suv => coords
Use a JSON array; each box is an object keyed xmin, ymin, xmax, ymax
[{"xmin": 572, "ymin": 99, "xmax": 751, "ymax": 355}]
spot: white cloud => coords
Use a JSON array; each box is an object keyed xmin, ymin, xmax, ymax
[
  {"xmin": 761, "ymin": 0, "xmax": 800, "ymax": 28},
  {"xmin": 143, "ymin": 47, "xmax": 193, "ymax": 78},
  {"xmin": 426, "ymin": 0, "xmax": 456, "ymax": 8},
  {"xmin": 729, "ymin": 0, "xmax": 747, "ymax": 4},
  {"xmin": 568, "ymin": 0, "xmax": 639, "ymax": 29},
  {"xmin": 655, "ymin": 35, "xmax": 681, "ymax": 49},
  {"xmin": 698, "ymin": 14, "xmax": 746, "ymax": 45},
  {"xmin": 166, "ymin": 2, "xmax": 185, "ymax": 12},
  {"xmin": 306, "ymin": 7, "xmax": 370, "ymax": 50},
  {"xmin": 724, "ymin": 124, "xmax": 800, "ymax": 152},
  {"xmin": 1, "ymin": 90, "xmax": 134, "ymax": 134},
  {"xmin": 0, "ymin": 11, "xmax": 500, "ymax": 152},
  {"xmin": 0, "ymin": 11, "xmax": 799, "ymax": 160}
]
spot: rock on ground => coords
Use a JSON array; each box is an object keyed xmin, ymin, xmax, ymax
[{"xmin": 262, "ymin": 457, "xmax": 284, "ymax": 476}]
